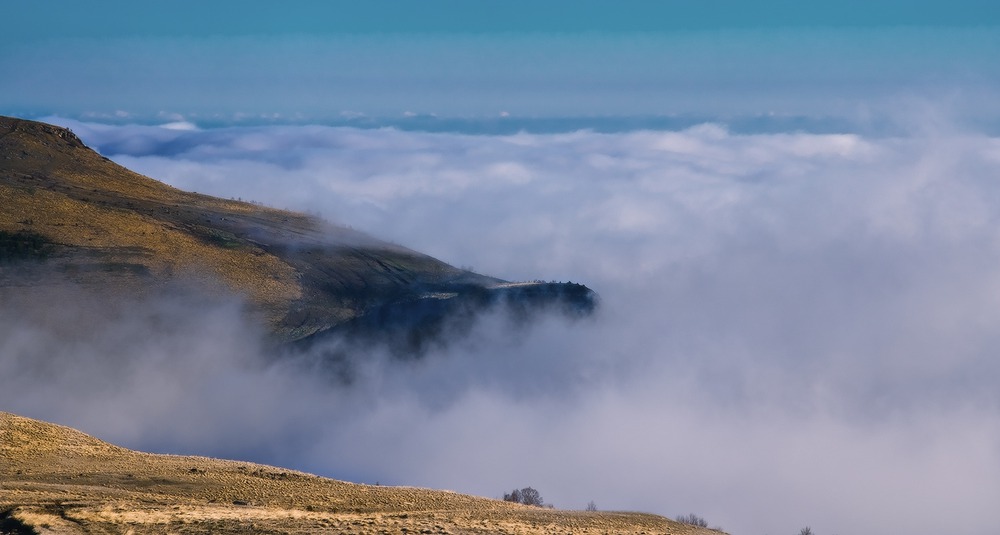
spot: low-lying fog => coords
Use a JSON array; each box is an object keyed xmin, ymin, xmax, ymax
[{"xmin": 4, "ymin": 115, "xmax": 1000, "ymax": 535}]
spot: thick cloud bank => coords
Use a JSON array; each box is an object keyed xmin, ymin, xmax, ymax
[{"xmin": 5, "ymin": 118, "xmax": 1000, "ymax": 534}]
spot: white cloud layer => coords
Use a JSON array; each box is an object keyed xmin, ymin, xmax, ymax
[{"xmin": 6, "ymin": 117, "xmax": 1000, "ymax": 534}]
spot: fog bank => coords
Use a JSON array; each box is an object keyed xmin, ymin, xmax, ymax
[{"xmin": 4, "ymin": 117, "xmax": 1000, "ymax": 534}]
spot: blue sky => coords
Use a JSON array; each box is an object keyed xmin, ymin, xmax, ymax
[
  {"xmin": 4, "ymin": 1, "xmax": 1000, "ymax": 130},
  {"xmin": 6, "ymin": 1, "xmax": 1000, "ymax": 37}
]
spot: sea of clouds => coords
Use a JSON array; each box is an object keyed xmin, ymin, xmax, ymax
[{"xmin": 3, "ymin": 115, "xmax": 1000, "ymax": 535}]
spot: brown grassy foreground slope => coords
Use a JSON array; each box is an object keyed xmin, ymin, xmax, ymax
[
  {"xmin": 0, "ymin": 116, "xmax": 594, "ymax": 345},
  {"xmin": 0, "ymin": 413, "xmax": 722, "ymax": 535}
]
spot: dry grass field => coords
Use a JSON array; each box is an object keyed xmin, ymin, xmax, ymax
[{"xmin": 0, "ymin": 413, "xmax": 724, "ymax": 535}]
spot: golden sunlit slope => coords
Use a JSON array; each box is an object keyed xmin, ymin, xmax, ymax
[
  {"xmin": 0, "ymin": 118, "xmax": 302, "ymax": 326},
  {"xmin": 0, "ymin": 116, "xmax": 594, "ymax": 343},
  {"xmin": 0, "ymin": 412, "xmax": 721, "ymax": 535}
]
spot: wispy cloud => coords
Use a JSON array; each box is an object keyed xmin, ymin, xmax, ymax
[{"xmin": 7, "ymin": 116, "xmax": 1000, "ymax": 534}]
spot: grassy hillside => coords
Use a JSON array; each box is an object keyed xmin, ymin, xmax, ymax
[
  {"xmin": 0, "ymin": 412, "xmax": 720, "ymax": 535},
  {"xmin": 0, "ymin": 116, "xmax": 593, "ymax": 343}
]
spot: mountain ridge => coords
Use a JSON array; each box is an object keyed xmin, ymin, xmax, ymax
[{"xmin": 0, "ymin": 116, "xmax": 595, "ymax": 345}]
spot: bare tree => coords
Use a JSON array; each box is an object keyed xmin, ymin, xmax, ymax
[
  {"xmin": 503, "ymin": 487, "xmax": 544, "ymax": 507},
  {"xmin": 585, "ymin": 501, "xmax": 597, "ymax": 512},
  {"xmin": 799, "ymin": 528, "xmax": 814, "ymax": 535},
  {"xmin": 675, "ymin": 513, "xmax": 708, "ymax": 528}
]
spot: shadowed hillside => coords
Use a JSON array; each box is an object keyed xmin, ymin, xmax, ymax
[
  {"xmin": 0, "ymin": 412, "xmax": 722, "ymax": 535},
  {"xmin": 0, "ymin": 116, "xmax": 595, "ymax": 345}
]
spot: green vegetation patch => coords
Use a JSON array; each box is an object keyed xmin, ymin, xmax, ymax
[
  {"xmin": 197, "ymin": 227, "xmax": 245, "ymax": 250},
  {"xmin": 0, "ymin": 509, "xmax": 38, "ymax": 535},
  {"xmin": 0, "ymin": 230, "xmax": 54, "ymax": 262}
]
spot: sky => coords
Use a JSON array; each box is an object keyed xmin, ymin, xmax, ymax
[
  {"xmin": 3, "ymin": 3, "xmax": 1000, "ymax": 535},
  {"xmin": 4, "ymin": 2, "xmax": 1000, "ymax": 130}
]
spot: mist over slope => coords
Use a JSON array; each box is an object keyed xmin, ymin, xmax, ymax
[{"xmin": 0, "ymin": 116, "xmax": 594, "ymax": 349}]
